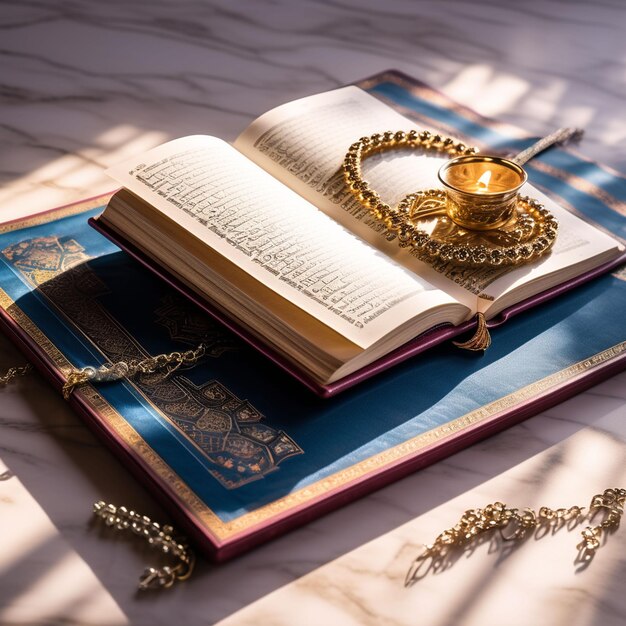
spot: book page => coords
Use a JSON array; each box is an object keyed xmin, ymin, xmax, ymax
[
  {"xmin": 106, "ymin": 136, "xmax": 462, "ymax": 350},
  {"xmin": 476, "ymin": 187, "xmax": 622, "ymax": 313},
  {"xmin": 235, "ymin": 86, "xmax": 621, "ymax": 312},
  {"xmin": 235, "ymin": 87, "xmax": 477, "ymax": 306}
]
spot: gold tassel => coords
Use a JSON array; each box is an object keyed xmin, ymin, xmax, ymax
[{"xmin": 453, "ymin": 312, "xmax": 492, "ymax": 351}]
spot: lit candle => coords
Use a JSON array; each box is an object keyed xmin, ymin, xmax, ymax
[
  {"xmin": 438, "ymin": 156, "xmax": 527, "ymax": 230},
  {"xmin": 476, "ymin": 170, "xmax": 491, "ymax": 191}
]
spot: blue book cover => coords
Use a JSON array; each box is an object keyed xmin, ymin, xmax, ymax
[{"xmin": 0, "ymin": 71, "xmax": 624, "ymax": 559}]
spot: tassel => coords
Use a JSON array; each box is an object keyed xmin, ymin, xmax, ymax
[{"xmin": 453, "ymin": 312, "xmax": 491, "ymax": 351}]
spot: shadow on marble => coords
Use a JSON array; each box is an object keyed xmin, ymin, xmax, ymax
[
  {"xmin": 2, "ymin": 360, "xmax": 622, "ymax": 624},
  {"xmin": 3, "ymin": 1, "xmax": 626, "ymax": 222},
  {"xmin": 214, "ymin": 410, "xmax": 626, "ymax": 626}
]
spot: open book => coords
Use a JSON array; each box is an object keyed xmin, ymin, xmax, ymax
[{"xmin": 94, "ymin": 86, "xmax": 623, "ymax": 394}]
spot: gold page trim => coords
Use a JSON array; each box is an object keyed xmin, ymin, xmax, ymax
[{"xmin": 0, "ymin": 192, "xmax": 114, "ymax": 234}]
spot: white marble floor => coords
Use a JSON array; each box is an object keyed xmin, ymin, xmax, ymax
[{"xmin": 1, "ymin": 1, "xmax": 625, "ymax": 625}]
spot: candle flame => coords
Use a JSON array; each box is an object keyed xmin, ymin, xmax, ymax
[{"xmin": 477, "ymin": 170, "xmax": 492, "ymax": 190}]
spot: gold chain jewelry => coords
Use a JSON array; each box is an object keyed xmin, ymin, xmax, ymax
[
  {"xmin": 93, "ymin": 501, "xmax": 195, "ymax": 591},
  {"xmin": 406, "ymin": 488, "xmax": 625, "ymax": 586},
  {"xmin": 0, "ymin": 363, "xmax": 32, "ymax": 386},
  {"xmin": 342, "ymin": 130, "xmax": 558, "ymax": 267},
  {"xmin": 581, "ymin": 488, "xmax": 626, "ymax": 550},
  {"xmin": 63, "ymin": 343, "xmax": 206, "ymax": 399}
]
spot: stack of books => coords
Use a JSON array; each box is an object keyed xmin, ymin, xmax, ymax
[{"xmin": 1, "ymin": 71, "xmax": 624, "ymax": 560}]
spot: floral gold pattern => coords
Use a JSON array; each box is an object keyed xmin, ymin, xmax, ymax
[{"xmin": 1, "ymin": 235, "xmax": 303, "ymax": 490}]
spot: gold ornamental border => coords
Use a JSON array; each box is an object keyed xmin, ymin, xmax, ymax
[
  {"xmin": 224, "ymin": 341, "xmax": 626, "ymax": 534},
  {"xmin": 0, "ymin": 287, "xmax": 227, "ymax": 540},
  {"xmin": 2, "ymin": 284, "xmax": 625, "ymax": 540},
  {"xmin": 0, "ymin": 192, "xmax": 115, "ymax": 235}
]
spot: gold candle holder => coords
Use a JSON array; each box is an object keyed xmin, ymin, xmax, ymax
[
  {"xmin": 438, "ymin": 155, "xmax": 528, "ymax": 231},
  {"xmin": 341, "ymin": 130, "xmax": 559, "ymax": 272}
]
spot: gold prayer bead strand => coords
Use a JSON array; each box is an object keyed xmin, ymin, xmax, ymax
[
  {"xmin": 129, "ymin": 344, "xmax": 206, "ymax": 376},
  {"xmin": 343, "ymin": 130, "xmax": 475, "ymax": 216},
  {"xmin": 343, "ymin": 132, "xmax": 558, "ymax": 268},
  {"xmin": 579, "ymin": 487, "xmax": 626, "ymax": 552},
  {"xmin": 397, "ymin": 192, "xmax": 557, "ymax": 267}
]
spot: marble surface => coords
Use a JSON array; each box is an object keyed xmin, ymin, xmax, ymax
[{"xmin": 1, "ymin": 1, "xmax": 625, "ymax": 624}]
